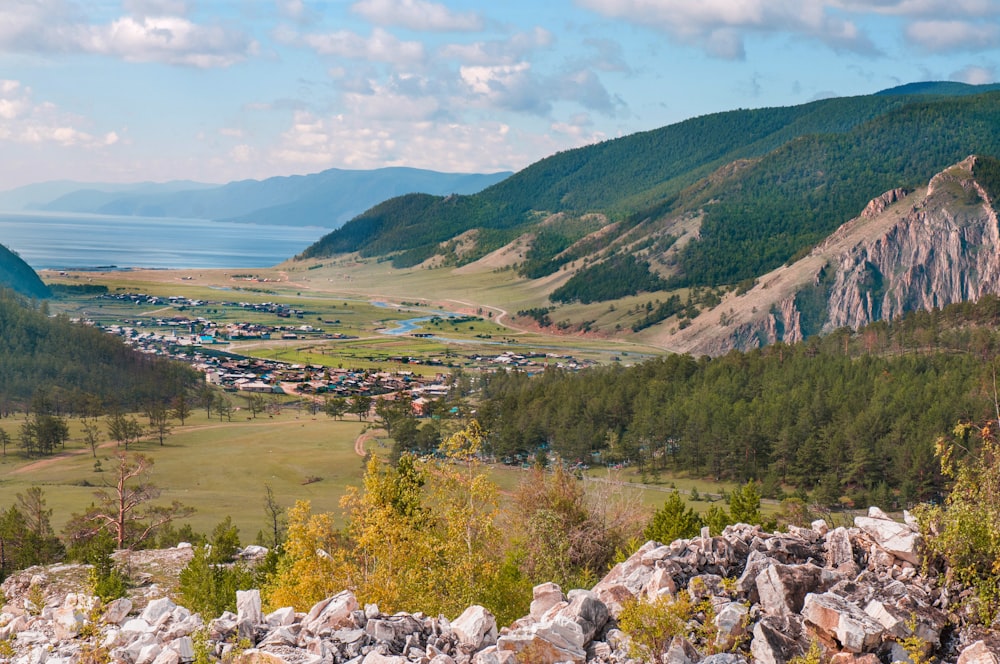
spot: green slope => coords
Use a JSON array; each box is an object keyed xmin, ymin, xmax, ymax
[
  {"xmin": 300, "ymin": 93, "xmax": 908, "ymax": 261},
  {"xmin": 0, "ymin": 244, "xmax": 50, "ymax": 299},
  {"xmin": 300, "ymin": 84, "xmax": 1000, "ymax": 300}
]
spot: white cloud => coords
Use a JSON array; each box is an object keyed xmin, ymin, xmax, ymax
[
  {"xmin": 575, "ymin": 0, "xmax": 877, "ymax": 59},
  {"xmin": 0, "ymin": 79, "xmax": 119, "ymax": 148},
  {"xmin": 230, "ymin": 144, "xmax": 256, "ymax": 163},
  {"xmin": 271, "ymin": 109, "xmax": 550, "ymax": 174},
  {"xmin": 0, "ymin": 0, "xmax": 256, "ymax": 68},
  {"xmin": 276, "ymin": 0, "xmax": 318, "ymax": 24},
  {"xmin": 122, "ymin": 0, "xmax": 190, "ymax": 17},
  {"xmin": 951, "ymin": 65, "xmax": 997, "ymax": 85},
  {"xmin": 351, "ymin": 0, "xmax": 484, "ymax": 32},
  {"xmin": 283, "ymin": 26, "xmax": 425, "ymax": 65},
  {"xmin": 830, "ymin": 0, "xmax": 997, "ymax": 17},
  {"xmin": 905, "ymin": 20, "xmax": 1000, "ymax": 52},
  {"xmin": 438, "ymin": 28, "xmax": 553, "ymax": 65}
]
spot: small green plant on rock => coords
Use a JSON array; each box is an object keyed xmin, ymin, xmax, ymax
[
  {"xmin": 26, "ymin": 584, "xmax": 45, "ymax": 615},
  {"xmin": 788, "ymin": 640, "xmax": 826, "ymax": 664},
  {"xmin": 618, "ymin": 588, "xmax": 721, "ymax": 661}
]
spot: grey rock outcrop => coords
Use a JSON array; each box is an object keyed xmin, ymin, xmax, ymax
[
  {"xmin": 672, "ymin": 156, "xmax": 1000, "ymax": 356},
  {"xmin": 1, "ymin": 509, "xmax": 997, "ymax": 664}
]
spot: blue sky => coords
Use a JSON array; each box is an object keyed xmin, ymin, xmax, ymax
[{"xmin": 1, "ymin": 0, "xmax": 998, "ymax": 188}]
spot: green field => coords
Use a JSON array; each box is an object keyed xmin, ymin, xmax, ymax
[{"xmin": 0, "ymin": 410, "xmax": 368, "ymax": 540}]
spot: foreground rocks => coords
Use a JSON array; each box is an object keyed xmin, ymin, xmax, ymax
[{"xmin": 2, "ymin": 508, "xmax": 999, "ymax": 663}]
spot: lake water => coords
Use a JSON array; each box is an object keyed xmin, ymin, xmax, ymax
[{"xmin": 0, "ymin": 211, "xmax": 328, "ymax": 270}]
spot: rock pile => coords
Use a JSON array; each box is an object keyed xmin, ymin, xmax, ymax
[{"xmin": 2, "ymin": 507, "xmax": 998, "ymax": 663}]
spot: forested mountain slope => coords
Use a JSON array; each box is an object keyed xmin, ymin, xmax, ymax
[
  {"xmin": 300, "ymin": 84, "xmax": 1000, "ymax": 289},
  {"xmin": 665, "ymin": 155, "xmax": 1000, "ymax": 354},
  {"xmin": 0, "ymin": 244, "xmax": 50, "ymax": 299},
  {"xmin": 0, "ymin": 290, "xmax": 198, "ymax": 413}
]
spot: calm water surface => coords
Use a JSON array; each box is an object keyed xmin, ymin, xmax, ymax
[{"xmin": 0, "ymin": 211, "xmax": 327, "ymax": 270}]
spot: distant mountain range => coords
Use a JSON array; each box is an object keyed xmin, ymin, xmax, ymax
[{"xmin": 0, "ymin": 167, "xmax": 512, "ymax": 229}]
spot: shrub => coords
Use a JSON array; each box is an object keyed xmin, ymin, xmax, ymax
[{"xmin": 914, "ymin": 421, "xmax": 1000, "ymax": 622}]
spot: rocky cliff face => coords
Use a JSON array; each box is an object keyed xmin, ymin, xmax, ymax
[
  {"xmin": 823, "ymin": 157, "xmax": 999, "ymax": 332},
  {"xmin": 669, "ymin": 156, "xmax": 1000, "ymax": 355}
]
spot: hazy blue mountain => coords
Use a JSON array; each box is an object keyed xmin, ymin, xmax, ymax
[
  {"xmin": 31, "ymin": 167, "xmax": 511, "ymax": 228},
  {"xmin": 0, "ymin": 180, "xmax": 214, "ymax": 212}
]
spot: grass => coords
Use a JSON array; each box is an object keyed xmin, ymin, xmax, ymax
[{"xmin": 0, "ymin": 409, "xmax": 367, "ymax": 540}]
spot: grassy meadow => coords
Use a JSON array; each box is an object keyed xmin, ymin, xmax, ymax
[{"xmin": 0, "ymin": 409, "xmax": 368, "ymax": 540}]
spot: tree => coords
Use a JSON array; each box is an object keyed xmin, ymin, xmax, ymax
[
  {"xmin": 0, "ymin": 429, "xmax": 10, "ymax": 457},
  {"xmin": 513, "ymin": 465, "xmax": 630, "ymax": 588},
  {"xmin": 217, "ymin": 396, "xmax": 233, "ymax": 422},
  {"xmin": 262, "ymin": 500, "xmax": 345, "ymax": 611},
  {"xmin": 146, "ymin": 402, "xmax": 172, "ymax": 446},
  {"xmin": 729, "ymin": 480, "xmax": 767, "ymax": 527},
  {"xmin": 915, "ymin": 421, "xmax": 1000, "ymax": 621},
  {"xmin": 246, "ymin": 393, "xmax": 266, "ymax": 419},
  {"xmin": 82, "ymin": 418, "xmax": 101, "ymax": 458},
  {"xmin": 107, "ymin": 411, "xmax": 143, "ymax": 450},
  {"xmin": 172, "ymin": 393, "xmax": 192, "ymax": 425},
  {"xmin": 324, "ymin": 397, "xmax": 348, "ymax": 420},
  {"xmin": 350, "ymin": 394, "xmax": 373, "ymax": 421},
  {"xmin": 374, "ymin": 396, "xmax": 413, "ymax": 436},
  {"xmin": 19, "ymin": 413, "xmax": 69, "ymax": 456},
  {"xmin": 0, "ymin": 487, "xmax": 63, "ymax": 578},
  {"xmin": 645, "ymin": 491, "xmax": 703, "ymax": 544},
  {"xmin": 66, "ymin": 452, "xmax": 195, "ymax": 550},
  {"xmin": 262, "ymin": 483, "xmax": 286, "ymax": 548},
  {"xmin": 199, "ymin": 384, "xmax": 216, "ymax": 418}
]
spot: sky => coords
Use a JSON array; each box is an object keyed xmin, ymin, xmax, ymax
[{"xmin": 1, "ymin": 0, "xmax": 998, "ymax": 189}]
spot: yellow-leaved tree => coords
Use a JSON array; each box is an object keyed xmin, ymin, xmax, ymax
[
  {"xmin": 264, "ymin": 421, "xmax": 508, "ymax": 619},
  {"xmin": 340, "ymin": 452, "xmax": 439, "ymax": 612},
  {"xmin": 426, "ymin": 420, "xmax": 502, "ymax": 615},
  {"xmin": 263, "ymin": 500, "xmax": 347, "ymax": 611}
]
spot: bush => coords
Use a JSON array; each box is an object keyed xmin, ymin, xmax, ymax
[
  {"xmin": 89, "ymin": 551, "xmax": 130, "ymax": 604},
  {"xmin": 914, "ymin": 422, "xmax": 1000, "ymax": 623},
  {"xmin": 645, "ymin": 491, "xmax": 702, "ymax": 543}
]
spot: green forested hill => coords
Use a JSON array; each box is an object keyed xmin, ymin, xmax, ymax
[
  {"xmin": 0, "ymin": 244, "xmax": 50, "ymax": 299},
  {"xmin": 300, "ymin": 84, "xmax": 1000, "ymax": 298},
  {"xmin": 475, "ymin": 295, "xmax": 1000, "ymax": 509},
  {"xmin": 0, "ymin": 290, "xmax": 198, "ymax": 413}
]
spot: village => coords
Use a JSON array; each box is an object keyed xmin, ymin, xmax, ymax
[{"xmin": 85, "ymin": 291, "xmax": 599, "ymax": 411}]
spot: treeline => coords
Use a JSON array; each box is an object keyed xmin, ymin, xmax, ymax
[
  {"xmin": 0, "ymin": 290, "xmax": 199, "ymax": 414},
  {"xmin": 477, "ymin": 296, "xmax": 1000, "ymax": 509},
  {"xmin": 550, "ymin": 254, "xmax": 666, "ymax": 304}
]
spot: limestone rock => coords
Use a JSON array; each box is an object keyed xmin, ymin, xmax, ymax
[
  {"xmin": 451, "ymin": 605, "xmax": 498, "ymax": 650},
  {"xmin": 750, "ymin": 614, "xmax": 808, "ymax": 664},
  {"xmin": 237, "ymin": 590, "xmax": 263, "ymax": 626},
  {"xmin": 496, "ymin": 628, "xmax": 586, "ymax": 664},
  {"xmin": 303, "ymin": 590, "xmax": 359, "ymax": 635},
  {"xmin": 958, "ymin": 641, "xmax": 1000, "ymax": 664},
  {"xmin": 529, "ymin": 583, "xmax": 564, "ymax": 622},
  {"xmin": 853, "ymin": 513, "xmax": 921, "ymax": 565},
  {"xmin": 757, "ymin": 563, "xmax": 826, "ymax": 616},
  {"xmin": 802, "ymin": 592, "xmax": 884, "ymax": 654}
]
